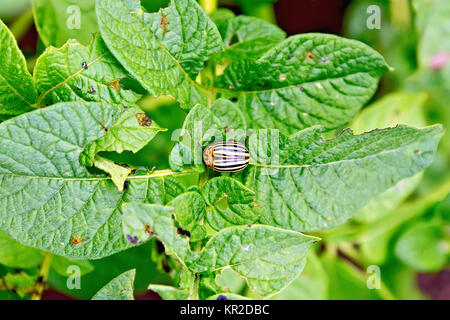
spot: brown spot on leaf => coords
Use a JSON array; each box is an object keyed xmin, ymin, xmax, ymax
[
  {"xmin": 136, "ymin": 113, "xmax": 152, "ymax": 127},
  {"xmin": 71, "ymin": 235, "xmax": 82, "ymax": 245},
  {"xmin": 160, "ymin": 15, "xmax": 170, "ymax": 34},
  {"xmin": 108, "ymin": 78, "xmax": 122, "ymax": 94},
  {"xmin": 305, "ymin": 51, "xmax": 314, "ymax": 61},
  {"xmin": 144, "ymin": 224, "xmax": 154, "ymax": 236}
]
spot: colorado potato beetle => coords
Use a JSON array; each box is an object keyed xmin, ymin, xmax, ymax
[{"xmin": 203, "ymin": 141, "xmax": 250, "ymax": 173}]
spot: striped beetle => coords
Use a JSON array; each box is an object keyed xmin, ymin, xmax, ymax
[{"xmin": 203, "ymin": 141, "xmax": 250, "ymax": 173}]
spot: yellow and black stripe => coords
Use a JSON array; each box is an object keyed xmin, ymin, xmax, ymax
[{"xmin": 203, "ymin": 141, "xmax": 250, "ymax": 173}]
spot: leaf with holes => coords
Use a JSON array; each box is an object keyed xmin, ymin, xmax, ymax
[
  {"xmin": 218, "ymin": 33, "xmax": 389, "ymax": 135},
  {"xmin": 34, "ymin": 35, "xmax": 141, "ymax": 107},
  {"xmin": 96, "ymin": 0, "xmax": 224, "ymax": 109}
]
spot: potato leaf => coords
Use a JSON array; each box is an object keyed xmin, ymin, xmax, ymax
[
  {"xmin": 96, "ymin": 0, "xmax": 224, "ymax": 109},
  {"xmin": 0, "ymin": 19, "xmax": 37, "ymax": 117},
  {"xmin": 247, "ymin": 125, "xmax": 444, "ymax": 232}
]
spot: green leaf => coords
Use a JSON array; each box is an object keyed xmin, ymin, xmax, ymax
[
  {"xmin": 202, "ymin": 225, "xmax": 318, "ymax": 297},
  {"xmin": 219, "ymin": 33, "xmax": 389, "ymax": 134},
  {"xmin": 34, "ymin": 35, "xmax": 141, "ymax": 107},
  {"xmin": 122, "ymin": 202, "xmax": 215, "ymax": 273},
  {"xmin": 271, "ymin": 250, "xmax": 328, "ymax": 300},
  {"xmin": 0, "ymin": 102, "xmax": 134, "ymax": 259},
  {"xmin": 0, "ymin": 19, "xmax": 37, "ymax": 116},
  {"xmin": 32, "ymin": 0, "xmax": 99, "ymax": 47},
  {"xmin": 395, "ymin": 221, "xmax": 448, "ymax": 272},
  {"xmin": 215, "ymin": 15, "xmax": 286, "ymax": 61},
  {"xmin": 91, "ymin": 269, "xmax": 135, "ymax": 300},
  {"xmin": 51, "ymin": 256, "xmax": 94, "ymax": 277},
  {"xmin": 169, "ymin": 104, "xmax": 223, "ymax": 171},
  {"xmin": 203, "ymin": 177, "xmax": 261, "ymax": 231},
  {"xmin": 0, "ymin": 230, "xmax": 43, "ymax": 269},
  {"xmin": 351, "ymin": 91, "xmax": 428, "ymax": 222},
  {"xmin": 148, "ymin": 284, "xmax": 189, "ymax": 300},
  {"xmin": 168, "ymin": 192, "xmax": 207, "ymax": 242},
  {"xmin": 246, "ymin": 125, "xmax": 444, "ymax": 232},
  {"xmin": 96, "ymin": 0, "xmax": 224, "ymax": 109}
]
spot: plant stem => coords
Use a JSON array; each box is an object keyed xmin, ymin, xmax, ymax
[
  {"xmin": 200, "ymin": 0, "xmax": 217, "ymax": 15},
  {"xmin": 31, "ymin": 252, "xmax": 53, "ymax": 300}
]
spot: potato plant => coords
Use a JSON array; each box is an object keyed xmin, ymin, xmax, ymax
[{"xmin": 0, "ymin": 0, "xmax": 448, "ymax": 300}]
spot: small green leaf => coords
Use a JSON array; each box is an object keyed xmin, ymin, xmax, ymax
[
  {"xmin": 148, "ymin": 284, "xmax": 189, "ymax": 300},
  {"xmin": 395, "ymin": 221, "xmax": 448, "ymax": 272},
  {"xmin": 168, "ymin": 192, "xmax": 207, "ymax": 242},
  {"xmin": 96, "ymin": 0, "xmax": 224, "ymax": 109},
  {"xmin": 0, "ymin": 19, "xmax": 37, "ymax": 116},
  {"xmin": 32, "ymin": 0, "xmax": 99, "ymax": 47},
  {"xmin": 91, "ymin": 156, "xmax": 132, "ymax": 192},
  {"xmin": 247, "ymin": 125, "xmax": 444, "ymax": 232},
  {"xmin": 0, "ymin": 231, "xmax": 43, "ymax": 269},
  {"xmin": 34, "ymin": 35, "xmax": 141, "ymax": 107},
  {"xmin": 169, "ymin": 104, "xmax": 223, "ymax": 171},
  {"xmin": 51, "ymin": 256, "xmax": 94, "ymax": 277},
  {"xmin": 203, "ymin": 177, "xmax": 261, "ymax": 231},
  {"xmin": 91, "ymin": 269, "xmax": 135, "ymax": 300},
  {"xmin": 215, "ymin": 15, "xmax": 286, "ymax": 61},
  {"xmin": 0, "ymin": 102, "xmax": 132, "ymax": 259},
  {"xmin": 202, "ymin": 225, "xmax": 318, "ymax": 297},
  {"xmin": 219, "ymin": 33, "xmax": 389, "ymax": 134}
]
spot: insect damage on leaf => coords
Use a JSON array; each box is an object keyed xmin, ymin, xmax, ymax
[
  {"xmin": 71, "ymin": 235, "xmax": 82, "ymax": 245},
  {"xmin": 136, "ymin": 113, "xmax": 152, "ymax": 127},
  {"xmin": 160, "ymin": 14, "xmax": 170, "ymax": 34}
]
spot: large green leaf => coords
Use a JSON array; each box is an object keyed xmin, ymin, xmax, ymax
[
  {"xmin": 0, "ymin": 19, "xmax": 37, "ymax": 117},
  {"xmin": 202, "ymin": 225, "xmax": 318, "ymax": 297},
  {"xmin": 34, "ymin": 35, "xmax": 141, "ymax": 107},
  {"xmin": 91, "ymin": 269, "xmax": 135, "ymax": 300},
  {"xmin": 246, "ymin": 125, "xmax": 444, "ymax": 232},
  {"xmin": 218, "ymin": 33, "xmax": 389, "ymax": 134},
  {"xmin": 32, "ymin": 0, "xmax": 99, "ymax": 47},
  {"xmin": 0, "ymin": 102, "xmax": 167, "ymax": 259},
  {"xmin": 0, "ymin": 102, "xmax": 133, "ymax": 259},
  {"xmin": 96, "ymin": 0, "xmax": 224, "ymax": 109}
]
